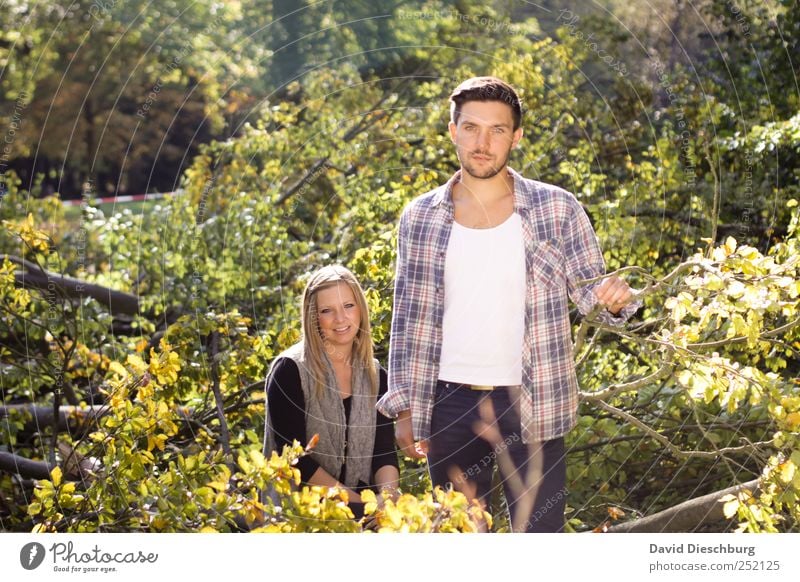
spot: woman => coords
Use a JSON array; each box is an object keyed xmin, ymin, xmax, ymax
[{"xmin": 263, "ymin": 265, "xmax": 399, "ymax": 516}]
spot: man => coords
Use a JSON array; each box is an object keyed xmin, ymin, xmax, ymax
[{"xmin": 377, "ymin": 77, "xmax": 639, "ymax": 532}]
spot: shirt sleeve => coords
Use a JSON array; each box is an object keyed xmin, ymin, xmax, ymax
[
  {"xmin": 377, "ymin": 209, "xmax": 412, "ymax": 418},
  {"xmin": 561, "ymin": 194, "xmax": 641, "ymax": 325},
  {"xmin": 266, "ymin": 358, "xmax": 320, "ymax": 482},
  {"xmin": 371, "ymin": 367, "xmax": 400, "ymax": 476}
]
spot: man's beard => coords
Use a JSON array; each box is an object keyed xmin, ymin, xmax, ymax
[{"xmin": 459, "ymin": 147, "xmax": 512, "ymax": 180}]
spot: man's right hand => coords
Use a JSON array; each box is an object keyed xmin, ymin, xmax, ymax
[{"xmin": 396, "ymin": 409, "xmax": 428, "ymax": 459}]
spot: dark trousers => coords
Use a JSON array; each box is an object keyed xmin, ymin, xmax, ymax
[{"xmin": 427, "ymin": 381, "xmax": 567, "ymax": 533}]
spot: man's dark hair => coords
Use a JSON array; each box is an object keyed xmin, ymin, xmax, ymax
[{"xmin": 449, "ymin": 76, "xmax": 523, "ymax": 131}]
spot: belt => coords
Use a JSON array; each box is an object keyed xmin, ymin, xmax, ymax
[{"xmin": 439, "ymin": 380, "xmax": 496, "ymax": 391}]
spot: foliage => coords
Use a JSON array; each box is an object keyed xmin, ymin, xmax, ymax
[
  {"xmin": 0, "ymin": 0, "xmax": 269, "ymax": 196},
  {"xmin": 2, "ymin": 1, "xmax": 800, "ymax": 533}
]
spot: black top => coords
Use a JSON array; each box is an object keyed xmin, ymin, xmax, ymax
[{"xmin": 266, "ymin": 358, "xmax": 399, "ymax": 486}]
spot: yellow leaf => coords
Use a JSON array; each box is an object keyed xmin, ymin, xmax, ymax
[
  {"xmin": 50, "ymin": 466, "xmax": 62, "ymax": 487},
  {"xmin": 785, "ymin": 412, "xmax": 800, "ymax": 431},
  {"xmin": 126, "ymin": 354, "xmax": 148, "ymax": 374},
  {"xmin": 107, "ymin": 361, "xmax": 128, "ymax": 377},
  {"xmin": 607, "ymin": 506, "xmax": 625, "ymax": 520},
  {"xmin": 153, "ymin": 434, "xmax": 167, "ymax": 451},
  {"xmin": 720, "ymin": 494, "xmax": 739, "ymax": 519},
  {"xmin": 238, "ymin": 455, "xmax": 252, "ymax": 474},
  {"xmin": 779, "ymin": 461, "xmax": 796, "ymax": 484},
  {"xmin": 149, "ymin": 345, "xmax": 181, "ymax": 385},
  {"xmin": 746, "ymin": 311, "xmax": 761, "ymax": 348},
  {"xmin": 361, "ymin": 489, "xmax": 378, "ymax": 515}
]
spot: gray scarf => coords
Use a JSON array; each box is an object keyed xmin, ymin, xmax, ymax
[{"xmin": 263, "ymin": 342, "xmax": 378, "ymax": 489}]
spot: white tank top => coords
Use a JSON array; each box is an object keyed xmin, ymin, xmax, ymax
[{"xmin": 438, "ymin": 212, "xmax": 525, "ymax": 385}]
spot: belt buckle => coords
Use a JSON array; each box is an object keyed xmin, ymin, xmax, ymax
[{"xmin": 469, "ymin": 384, "xmax": 494, "ymax": 391}]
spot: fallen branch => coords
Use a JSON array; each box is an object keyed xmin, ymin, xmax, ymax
[
  {"xmin": 0, "ymin": 451, "xmax": 54, "ymax": 480},
  {"xmin": 5, "ymin": 255, "xmax": 141, "ymax": 315},
  {"xmin": 2, "ymin": 254, "xmax": 46, "ymax": 273},
  {"xmin": 0, "ymin": 404, "xmax": 110, "ymax": 432},
  {"xmin": 606, "ymin": 479, "xmax": 759, "ymax": 532}
]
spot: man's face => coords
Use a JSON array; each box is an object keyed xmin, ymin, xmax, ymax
[{"xmin": 449, "ymin": 100, "xmax": 523, "ymax": 180}]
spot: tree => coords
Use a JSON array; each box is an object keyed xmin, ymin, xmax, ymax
[
  {"xmin": 1, "ymin": 0, "xmax": 799, "ymax": 533},
  {"xmin": 0, "ymin": 0, "xmax": 268, "ymax": 197}
]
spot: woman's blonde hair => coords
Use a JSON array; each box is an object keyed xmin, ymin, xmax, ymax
[{"xmin": 300, "ymin": 265, "xmax": 378, "ymax": 398}]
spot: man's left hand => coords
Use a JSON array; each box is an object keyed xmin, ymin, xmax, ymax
[{"xmin": 594, "ymin": 276, "xmax": 635, "ymax": 315}]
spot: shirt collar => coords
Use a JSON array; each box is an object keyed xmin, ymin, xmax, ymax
[{"xmin": 431, "ymin": 166, "xmax": 533, "ymax": 211}]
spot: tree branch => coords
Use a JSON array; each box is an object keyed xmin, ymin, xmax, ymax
[
  {"xmin": 583, "ymin": 398, "xmax": 772, "ymax": 460},
  {"xmin": 687, "ymin": 316, "xmax": 800, "ymax": 349},
  {"xmin": 275, "ymin": 86, "xmax": 397, "ymax": 206},
  {"xmin": 0, "ymin": 404, "xmax": 109, "ymax": 432},
  {"xmin": 275, "ymin": 158, "xmax": 333, "ymax": 206},
  {"xmin": 0, "ymin": 451, "xmax": 54, "ymax": 480},
  {"xmin": 703, "ymin": 140, "xmax": 722, "ymax": 251},
  {"xmin": 208, "ymin": 331, "xmax": 234, "ymax": 471},
  {"xmin": 567, "ymin": 420, "xmax": 772, "ymax": 453},
  {"xmin": 579, "ymin": 360, "xmax": 675, "ymax": 401},
  {"xmin": 2, "ymin": 254, "xmax": 46, "ymax": 273},
  {"xmin": 606, "ymin": 479, "xmax": 759, "ymax": 532},
  {"xmin": 7, "ymin": 255, "xmax": 141, "ymax": 315}
]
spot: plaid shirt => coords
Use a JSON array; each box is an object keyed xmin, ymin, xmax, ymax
[{"xmin": 377, "ymin": 168, "xmax": 639, "ymax": 443}]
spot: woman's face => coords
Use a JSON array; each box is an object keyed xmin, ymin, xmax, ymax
[{"xmin": 315, "ymin": 281, "xmax": 361, "ymax": 350}]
